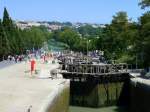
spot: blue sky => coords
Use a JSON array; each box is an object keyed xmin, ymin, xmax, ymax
[{"xmin": 0, "ymin": 0, "xmax": 147, "ymax": 24}]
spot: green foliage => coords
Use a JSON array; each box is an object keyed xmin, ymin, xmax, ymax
[
  {"xmin": 2, "ymin": 7, "xmax": 13, "ymax": 30},
  {"xmin": 0, "ymin": 19, "xmax": 10, "ymax": 58},
  {"xmin": 139, "ymin": 0, "xmax": 150, "ymax": 9},
  {"xmin": 48, "ymin": 10, "xmax": 150, "ymax": 68},
  {"xmin": 48, "ymin": 39, "xmax": 69, "ymax": 51},
  {"xmin": 78, "ymin": 25, "xmax": 102, "ymax": 37},
  {"xmin": 0, "ymin": 4, "xmax": 150, "ymax": 68},
  {"xmin": 137, "ymin": 11, "xmax": 150, "ymax": 67},
  {"xmin": 0, "ymin": 8, "xmax": 50, "ymax": 60},
  {"xmin": 96, "ymin": 12, "xmax": 131, "ymax": 61}
]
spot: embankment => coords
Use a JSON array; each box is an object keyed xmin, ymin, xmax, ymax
[{"xmin": 39, "ymin": 80, "xmax": 70, "ymax": 112}]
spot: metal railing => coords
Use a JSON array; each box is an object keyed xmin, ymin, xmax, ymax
[{"xmin": 61, "ymin": 63, "xmax": 128, "ymax": 75}]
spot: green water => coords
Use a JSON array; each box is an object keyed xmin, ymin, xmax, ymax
[{"xmin": 69, "ymin": 106, "xmax": 128, "ymax": 112}]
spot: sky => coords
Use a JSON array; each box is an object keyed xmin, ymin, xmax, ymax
[{"xmin": 0, "ymin": 0, "xmax": 148, "ymax": 24}]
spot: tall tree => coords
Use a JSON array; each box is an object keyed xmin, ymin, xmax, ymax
[
  {"xmin": 0, "ymin": 19, "xmax": 10, "ymax": 59},
  {"xmin": 2, "ymin": 7, "xmax": 13, "ymax": 30},
  {"xmin": 2, "ymin": 7, "xmax": 15, "ymax": 54},
  {"xmin": 98, "ymin": 12, "xmax": 130, "ymax": 62},
  {"xmin": 138, "ymin": 11, "xmax": 150, "ymax": 67}
]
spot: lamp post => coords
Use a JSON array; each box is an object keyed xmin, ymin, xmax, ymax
[
  {"xmin": 87, "ymin": 40, "xmax": 88, "ymax": 57},
  {"xmin": 86, "ymin": 39, "xmax": 91, "ymax": 63},
  {"xmin": 136, "ymin": 54, "xmax": 138, "ymax": 69}
]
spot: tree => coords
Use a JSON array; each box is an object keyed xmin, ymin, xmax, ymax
[
  {"xmin": 0, "ymin": 7, "xmax": 52, "ymax": 59},
  {"xmin": 2, "ymin": 7, "xmax": 16, "ymax": 54},
  {"xmin": 97, "ymin": 12, "xmax": 130, "ymax": 61},
  {"xmin": 0, "ymin": 19, "xmax": 10, "ymax": 59},
  {"xmin": 139, "ymin": 0, "xmax": 150, "ymax": 9},
  {"xmin": 138, "ymin": 11, "xmax": 150, "ymax": 67},
  {"xmin": 59, "ymin": 28, "xmax": 80, "ymax": 50},
  {"xmin": 21, "ymin": 27, "xmax": 47, "ymax": 51},
  {"xmin": 77, "ymin": 25, "xmax": 101, "ymax": 37},
  {"xmin": 2, "ymin": 7, "xmax": 13, "ymax": 31}
]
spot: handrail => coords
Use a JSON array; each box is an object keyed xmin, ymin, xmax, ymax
[{"xmin": 62, "ymin": 63, "xmax": 128, "ymax": 74}]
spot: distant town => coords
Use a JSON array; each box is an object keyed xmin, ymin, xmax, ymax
[{"xmin": 15, "ymin": 20, "xmax": 105, "ymax": 31}]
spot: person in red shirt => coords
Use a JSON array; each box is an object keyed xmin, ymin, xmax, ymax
[{"xmin": 31, "ymin": 59, "xmax": 36, "ymax": 75}]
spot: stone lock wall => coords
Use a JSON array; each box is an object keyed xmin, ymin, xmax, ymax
[{"xmin": 39, "ymin": 80, "xmax": 70, "ymax": 112}]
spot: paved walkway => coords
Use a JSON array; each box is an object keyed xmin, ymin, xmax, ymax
[{"xmin": 0, "ymin": 60, "xmax": 66, "ymax": 112}]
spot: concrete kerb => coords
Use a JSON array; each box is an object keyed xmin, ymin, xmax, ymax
[{"xmin": 38, "ymin": 80, "xmax": 70, "ymax": 112}]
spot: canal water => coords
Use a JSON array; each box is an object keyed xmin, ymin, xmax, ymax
[{"xmin": 69, "ymin": 106, "xmax": 128, "ymax": 112}]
